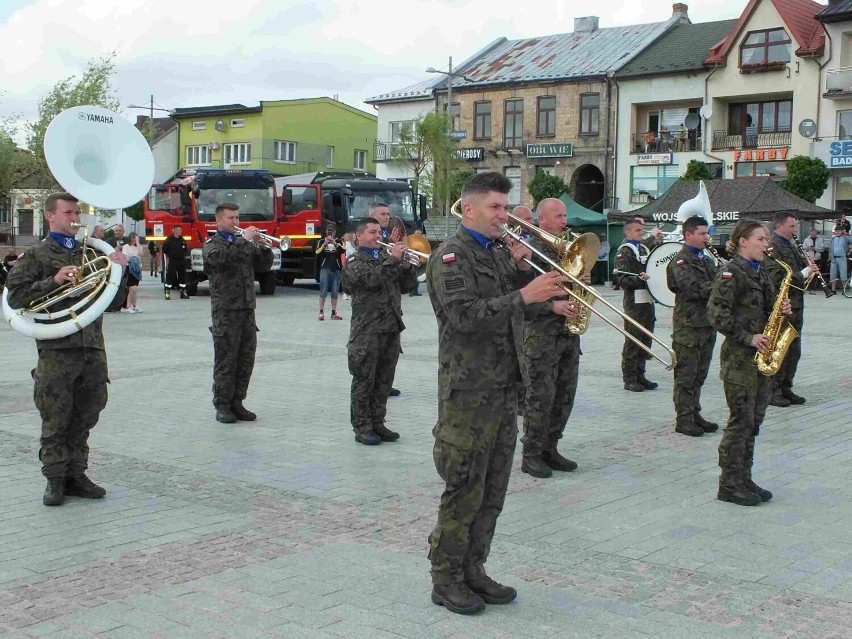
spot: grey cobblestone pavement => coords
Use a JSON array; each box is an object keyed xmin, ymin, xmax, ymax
[{"xmin": 1, "ymin": 277, "xmax": 851, "ymax": 639}]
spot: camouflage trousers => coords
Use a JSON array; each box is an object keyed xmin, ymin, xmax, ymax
[
  {"xmin": 33, "ymin": 348, "xmax": 109, "ymax": 478},
  {"xmin": 773, "ymin": 309, "xmax": 803, "ymax": 393},
  {"xmin": 672, "ymin": 329, "xmax": 716, "ymax": 425},
  {"xmin": 521, "ymin": 332, "xmax": 580, "ymax": 456},
  {"xmin": 719, "ymin": 375, "xmax": 771, "ymax": 488},
  {"xmin": 211, "ymin": 309, "xmax": 258, "ymax": 410},
  {"xmin": 621, "ymin": 304, "xmax": 655, "ymax": 383},
  {"xmin": 348, "ymin": 331, "xmax": 401, "ymax": 435},
  {"xmin": 429, "ymin": 388, "xmax": 517, "ymax": 585}
]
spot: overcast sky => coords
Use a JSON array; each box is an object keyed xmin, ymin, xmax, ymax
[{"xmin": 0, "ymin": 0, "xmax": 824, "ymax": 138}]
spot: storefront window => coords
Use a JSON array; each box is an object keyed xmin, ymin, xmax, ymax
[
  {"xmin": 630, "ymin": 165, "xmax": 679, "ymax": 203},
  {"xmin": 735, "ymin": 161, "xmax": 787, "ymax": 179},
  {"xmin": 835, "ymin": 176, "xmax": 852, "ymax": 212}
]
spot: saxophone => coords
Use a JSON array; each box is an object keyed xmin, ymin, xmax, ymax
[{"xmin": 754, "ymin": 253, "xmax": 799, "ymax": 376}]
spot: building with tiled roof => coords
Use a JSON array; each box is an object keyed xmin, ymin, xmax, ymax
[
  {"xmin": 614, "ymin": 20, "xmax": 739, "ymax": 212},
  {"xmin": 366, "ymin": 4, "xmax": 691, "ymax": 209}
]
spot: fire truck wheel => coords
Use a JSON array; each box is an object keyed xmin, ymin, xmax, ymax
[
  {"xmin": 278, "ymin": 273, "xmax": 296, "ymax": 287},
  {"xmin": 258, "ymin": 271, "xmax": 277, "ymax": 296}
]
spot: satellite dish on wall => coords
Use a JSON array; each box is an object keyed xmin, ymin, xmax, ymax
[
  {"xmin": 798, "ymin": 118, "xmax": 817, "ymax": 139},
  {"xmin": 699, "ymin": 105, "xmax": 712, "ymax": 120},
  {"xmin": 684, "ymin": 113, "xmax": 700, "ymax": 130}
]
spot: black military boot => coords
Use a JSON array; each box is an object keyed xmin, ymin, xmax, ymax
[
  {"xmin": 623, "ymin": 380, "xmax": 644, "ymax": 392},
  {"xmin": 466, "ymin": 575, "xmax": 517, "ymax": 604},
  {"xmin": 388, "ymin": 388, "xmax": 401, "ymax": 397},
  {"xmin": 782, "ymin": 389, "xmax": 806, "ymax": 405},
  {"xmin": 355, "ymin": 431, "xmax": 381, "ymax": 446},
  {"xmin": 43, "ymin": 477, "xmax": 65, "ymax": 507},
  {"xmin": 717, "ymin": 484, "xmax": 761, "ymax": 506},
  {"xmin": 180, "ymin": 288, "xmax": 190, "ymax": 299},
  {"xmin": 215, "ymin": 408, "xmax": 237, "ymax": 424},
  {"xmin": 65, "ymin": 473, "xmax": 106, "ymax": 499},
  {"xmin": 431, "ymin": 583, "xmax": 485, "ymax": 615},
  {"xmin": 675, "ymin": 419, "xmax": 704, "ymax": 437},
  {"xmin": 769, "ymin": 391, "xmax": 790, "ymax": 408},
  {"xmin": 743, "ymin": 440, "xmax": 772, "ymax": 502},
  {"xmin": 231, "ymin": 401, "xmax": 257, "ymax": 421},
  {"xmin": 638, "ymin": 376, "xmax": 658, "ymax": 390},
  {"xmin": 694, "ymin": 414, "xmax": 719, "ymax": 433},
  {"xmin": 542, "ymin": 449, "xmax": 577, "ymax": 472},
  {"xmin": 744, "ymin": 480, "xmax": 773, "ymax": 502},
  {"xmin": 374, "ymin": 424, "xmax": 400, "ymax": 442},
  {"xmin": 521, "ymin": 454, "xmax": 552, "ymax": 478}
]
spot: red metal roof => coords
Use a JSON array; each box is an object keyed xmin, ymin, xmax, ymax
[{"xmin": 705, "ymin": 0, "xmax": 825, "ymax": 65}]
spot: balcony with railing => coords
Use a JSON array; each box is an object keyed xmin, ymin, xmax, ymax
[
  {"xmin": 825, "ymin": 67, "xmax": 852, "ymax": 99},
  {"xmin": 711, "ymin": 128, "xmax": 791, "ymax": 150},
  {"xmin": 630, "ymin": 132, "xmax": 703, "ymax": 154}
]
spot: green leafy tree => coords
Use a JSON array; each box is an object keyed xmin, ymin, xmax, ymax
[
  {"xmin": 123, "ymin": 199, "xmax": 145, "ymax": 222},
  {"xmin": 24, "ymin": 53, "xmax": 122, "ymax": 195},
  {"xmin": 780, "ymin": 155, "xmax": 831, "ymax": 204},
  {"xmin": 392, "ymin": 112, "xmax": 462, "ymax": 212},
  {"xmin": 680, "ymin": 159, "xmax": 712, "ymax": 181},
  {"xmin": 528, "ymin": 171, "xmax": 568, "ymax": 205}
]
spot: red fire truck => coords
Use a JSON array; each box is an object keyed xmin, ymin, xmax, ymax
[
  {"xmin": 144, "ymin": 169, "xmax": 283, "ymax": 295},
  {"xmin": 275, "ymin": 171, "xmax": 426, "ymax": 285}
]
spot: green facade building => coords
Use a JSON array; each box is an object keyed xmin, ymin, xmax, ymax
[{"xmin": 172, "ymin": 98, "xmax": 377, "ymax": 175}]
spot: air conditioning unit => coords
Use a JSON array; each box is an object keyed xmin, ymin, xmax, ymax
[{"xmin": 209, "ymin": 141, "xmax": 220, "ymax": 150}]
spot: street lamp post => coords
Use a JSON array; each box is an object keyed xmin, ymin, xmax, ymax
[{"xmin": 427, "ymin": 58, "xmax": 474, "ymax": 237}]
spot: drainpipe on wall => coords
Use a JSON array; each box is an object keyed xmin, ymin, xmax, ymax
[
  {"xmin": 607, "ymin": 73, "xmax": 616, "ymax": 212},
  {"xmin": 817, "ymin": 24, "xmax": 833, "ymax": 142}
]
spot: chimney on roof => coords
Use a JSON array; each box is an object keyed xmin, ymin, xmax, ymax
[
  {"xmin": 672, "ymin": 3, "xmax": 689, "ymax": 21},
  {"xmin": 574, "ymin": 16, "xmax": 599, "ymax": 34}
]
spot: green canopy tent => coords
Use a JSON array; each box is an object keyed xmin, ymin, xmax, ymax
[{"xmin": 558, "ymin": 192, "xmax": 608, "ymax": 228}]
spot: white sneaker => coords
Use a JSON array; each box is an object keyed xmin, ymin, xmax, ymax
[
  {"xmin": 119, "ymin": 308, "xmax": 128, "ymax": 313},
  {"xmin": 133, "ymin": 307, "xmax": 143, "ymax": 313}
]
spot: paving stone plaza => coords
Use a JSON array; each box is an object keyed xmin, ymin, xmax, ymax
[{"xmin": 1, "ymin": 277, "xmax": 851, "ymax": 639}]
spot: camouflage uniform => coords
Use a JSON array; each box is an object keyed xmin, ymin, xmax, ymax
[
  {"xmin": 521, "ymin": 238, "xmax": 581, "ymax": 457},
  {"xmin": 202, "ymin": 234, "xmax": 273, "ymax": 410},
  {"xmin": 425, "ymin": 226, "xmax": 533, "ymax": 586},
  {"xmin": 666, "ymin": 246, "xmax": 718, "ymax": 427},
  {"xmin": 765, "ymin": 234, "xmax": 807, "ymax": 396},
  {"xmin": 342, "ymin": 249, "xmax": 416, "ymax": 436},
  {"xmin": 5, "ymin": 237, "xmax": 127, "ymax": 478},
  {"xmin": 613, "ymin": 242, "xmax": 656, "ymax": 384},
  {"xmin": 707, "ymin": 255, "xmax": 775, "ymax": 489}
]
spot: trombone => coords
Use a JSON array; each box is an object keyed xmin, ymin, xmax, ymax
[
  {"xmin": 233, "ymin": 226, "xmax": 292, "ymax": 250},
  {"xmin": 450, "ymin": 200, "xmax": 675, "ymax": 370}
]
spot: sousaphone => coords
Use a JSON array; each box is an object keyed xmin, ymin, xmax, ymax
[{"xmin": 2, "ymin": 106, "xmax": 155, "ymax": 339}]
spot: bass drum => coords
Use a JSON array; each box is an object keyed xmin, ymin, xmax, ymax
[{"xmin": 645, "ymin": 241, "xmax": 683, "ymax": 308}]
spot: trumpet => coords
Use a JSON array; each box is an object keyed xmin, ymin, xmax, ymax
[
  {"xmin": 377, "ymin": 241, "xmax": 430, "ymax": 267},
  {"xmin": 450, "ymin": 200, "xmax": 675, "ymax": 370},
  {"xmin": 377, "ymin": 235, "xmax": 432, "ymax": 276},
  {"xmin": 233, "ymin": 226, "xmax": 292, "ymax": 250}
]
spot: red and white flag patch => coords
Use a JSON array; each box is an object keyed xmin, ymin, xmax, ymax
[
  {"xmin": 442, "ymin": 253, "xmax": 456, "ymax": 264},
  {"xmin": 676, "ymin": 259, "xmax": 685, "ymax": 266},
  {"xmin": 722, "ymin": 271, "xmax": 733, "ymax": 280}
]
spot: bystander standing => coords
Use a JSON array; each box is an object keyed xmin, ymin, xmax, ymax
[{"xmin": 122, "ymin": 233, "xmax": 145, "ymax": 313}]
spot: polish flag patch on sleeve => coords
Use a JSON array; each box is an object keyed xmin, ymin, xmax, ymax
[
  {"xmin": 722, "ymin": 271, "xmax": 733, "ymax": 279},
  {"xmin": 676, "ymin": 259, "xmax": 685, "ymax": 266},
  {"xmin": 442, "ymin": 253, "xmax": 456, "ymax": 264}
]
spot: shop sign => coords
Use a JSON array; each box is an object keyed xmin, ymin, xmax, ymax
[
  {"xmin": 526, "ymin": 142, "xmax": 573, "ymax": 158},
  {"xmin": 454, "ymin": 147, "xmax": 484, "ymax": 161},
  {"xmin": 829, "ymin": 140, "xmax": 852, "ymax": 167},
  {"xmin": 733, "ymin": 148, "xmax": 789, "ymax": 162},
  {"xmin": 637, "ymin": 153, "xmax": 672, "ymax": 165}
]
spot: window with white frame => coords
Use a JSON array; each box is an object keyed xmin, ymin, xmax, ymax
[
  {"xmin": 230, "ymin": 118, "xmax": 245, "ymax": 128},
  {"xmin": 630, "ymin": 165, "xmax": 679, "ymax": 203},
  {"xmin": 839, "ymin": 111, "xmax": 852, "ymax": 140},
  {"xmin": 274, "ymin": 140, "xmax": 296, "ymax": 163},
  {"xmin": 505, "ymin": 167, "xmax": 521, "ymax": 205},
  {"xmin": 326, "ymin": 146, "xmax": 334, "ymax": 168},
  {"xmin": 389, "ymin": 121, "xmax": 413, "ymax": 143},
  {"xmin": 354, "ymin": 149, "xmax": 367, "ymax": 170},
  {"xmin": 192, "ymin": 121, "xmax": 206, "ymax": 131},
  {"xmin": 185, "ymin": 145, "xmax": 210, "ymax": 165},
  {"xmin": 224, "ymin": 143, "xmax": 251, "ymax": 165}
]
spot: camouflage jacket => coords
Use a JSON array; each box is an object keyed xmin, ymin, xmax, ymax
[
  {"xmin": 613, "ymin": 242, "xmax": 654, "ymax": 313},
  {"xmin": 426, "ymin": 226, "xmax": 534, "ymax": 394},
  {"xmin": 343, "ymin": 249, "xmax": 417, "ymax": 335},
  {"xmin": 202, "ymin": 234, "xmax": 273, "ymax": 311},
  {"xmin": 5, "ymin": 236, "xmax": 127, "ymax": 350},
  {"xmin": 524, "ymin": 237, "xmax": 577, "ymax": 338},
  {"xmin": 766, "ymin": 233, "xmax": 807, "ymax": 311},
  {"xmin": 707, "ymin": 254, "xmax": 775, "ymax": 386},
  {"xmin": 666, "ymin": 245, "xmax": 718, "ymax": 334}
]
